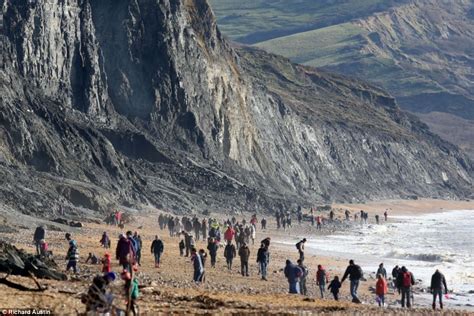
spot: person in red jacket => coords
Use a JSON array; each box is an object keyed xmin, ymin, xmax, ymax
[
  {"xmin": 224, "ymin": 226, "xmax": 235, "ymax": 243},
  {"xmin": 102, "ymin": 253, "xmax": 111, "ymax": 273},
  {"xmin": 376, "ymin": 274, "xmax": 388, "ymax": 307}
]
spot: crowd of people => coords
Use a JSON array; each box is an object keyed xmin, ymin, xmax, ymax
[{"xmin": 31, "ymin": 207, "xmax": 450, "ymax": 314}]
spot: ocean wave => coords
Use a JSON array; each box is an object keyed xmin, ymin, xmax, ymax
[{"xmin": 387, "ymin": 250, "xmax": 456, "ymax": 263}]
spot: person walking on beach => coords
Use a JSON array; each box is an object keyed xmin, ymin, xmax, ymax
[
  {"xmin": 296, "ymin": 238, "xmax": 306, "ymax": 261},
  {"xmin": 256, "ymin": 243, "xmax": 269, "ymax": 280},
  {"xmin": 100, "ymin": 232, "xmax": 110, "ymax": 249},
  {"xmin": 182, "ymin": 231, "xmax": 191, "ymax": 257},
  {"xmin": 396, "ymin": 266, "xmax": 415, "ymax": 308},
  {"xmin": 198, "ymin": 249, "xmax": 208, "ymax": 283},
  {"xmin": 224, "ymin": 241, "xmax": 236, "ymax": 270},
  {"xmin": 191, "ymin": 248, "xmax": 203, "ymax": 283},
  {"xmin": 261, "ymin": 217, "xmax": 267, "ymax": 230},
  {"xmin": 224, "ymin": 225, "xmax": 235, "ymax": 244},
  {"xmin": 376, "ymin": 274, "xmax": 388, "ymax": 307},
  {"xmin": 207, "ymin": 237, "xmax": 218, "ymax": 268},
  {"xmin": 316, "ymin": 264, "xmax": 329, "ymax": 298},
  {"xmin": 297, "ymin": 259, "xmax": 309, "ymax": 295},
  {"xmin": 101, "ymin": 253, "xmax": 111, "ymax": 273},
  {"xmin": 238, "ymin": 242, "xmax": 250, "ymax": 277},
  {"xmin": 431, "ymin": 269, "xmax": 448, "ymax": 310},
  {"xmin": 392, "ymin": 265, "xmax": 400, "ymax": 289},
  {"xmin": 377, "ymin": 263, "xmax": 387, "ymax": 279},
  {"xmin": 151, "ymin": 235, "xmax": 164, "ymax": 268},
  {"xmin": 65, "ymin": 233, "xmax": 79, "ymax": 273},
  {"xmin": 341, "ymin": 259, "xmax": 363, "ymax": 303},
  {"xmin": 284, "ymin": 260, "xmax": 303, "ymax": 294},
  {"xmin": 133, "ymin": 232, "xmax": 142, "ymax": 266},
  {"xmin": 168, "ymin": 217, "xmax": 175, "ymax": 237},
  {"xmin": 384, "ymin": 211, "xmax": 388, "ymax": 221},
  {"xmin": 375, "ymin": 214, "xmax": 380, "ymax": 224},
  {"xmin": 328, "ymin": 276, "xmax": 341, "ymax": 301},
  {"xmin": 33, "ymin": 225, "xmax": 46, "ymax": 256}
]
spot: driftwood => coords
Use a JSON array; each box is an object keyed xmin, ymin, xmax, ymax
[
  {"xmin": 0, "ymin": 273, "xmax": 46, "ymax": 292},
  {"xmin": 0, "ymin": 241, "xmax": 67, "ymax": 281}
]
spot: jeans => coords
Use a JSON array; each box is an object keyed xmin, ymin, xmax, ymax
[
  {"xmin": 377, "ymin": 294, "xmax": 385, "ymax": 307},
  {"xmin": 319, "ymin": 284, "xmax": 326, "ymax": 298},
  {"xmin": 432, "ymin": 288, "xmax": 443, "ymax": 307},
  {"xmin": 289, "ymin": 282, "xmax": 300, "ymax": 294},
  {"xmin": 241, "ymin": 261, "xmax": 249, "ymax": 276},
  {"xmin": 154, "ymin": 252, "xmax": 161, "ymax": 264},
  {"xmin": 66, "ymin": 260, "xmax": 77, "ymax": 273},
  {"xmin": 193, "ymin": 270, "xmax": 202, "ymax": 282},
  {"xmin": 332, "ymin": 291, "xmax": 339, "ymax": 301},
  {"xmin": 260, "ymin": 261, "xmax": 267, "ymax": 279},
  {"xmin": 298, "ymin": 250, "xmax": 304, "ymax": 261},
  {"xmin": 350, "ymin": 279, "xmax": 360, "ymax": 301},
  {"xmin": 300, "ymin": 278, "xmax": 307, "ymax": 295},
  {"xmin": 210, "ymin": 254, "xmax": 216, "ymax": 267},
  {"xmin": 226, "ymin": 258, "xmax": 233, "ymax": 269},
  {"xmin": 136, "ymin": 249, "xmax": 141, "ymax": 265},
  {"xmin": 401, "ymin": 287, "xmax": 412, "ymax": 308}
]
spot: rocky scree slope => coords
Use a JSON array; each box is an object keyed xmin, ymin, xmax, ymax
[{"xmin": 0, "ymin": 0, "xmax": 472, "ymax": 218}]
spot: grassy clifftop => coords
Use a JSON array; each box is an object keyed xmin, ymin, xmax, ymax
[
  {"xmin": 210, "ymin": 0, "xmax": 474, "ymax": 158},
  {"xmin": 209, "ymin": 0, "xmax": 408, "ymax": 43}
]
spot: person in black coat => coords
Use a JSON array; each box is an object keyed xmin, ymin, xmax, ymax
[
  {"xmin": 33, "ymin": 225, "xmax": 46, "ymax": 255},
  {"xmin": 207, "ymin": 238, "xmax": 218, "ymax": 268},
  {"xmin": 224, "ymin": 241, "xmax": 236, "ymax": 270},
  {"xmin": 151, "ymin": 235, "xmax": 164, "ymax": 268},
  {"xmin": 431, "ymin": 269, "xmax": 448, "ymax": 310}
]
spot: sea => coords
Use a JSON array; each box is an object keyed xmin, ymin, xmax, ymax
[{"xmin": 303, "ymin": 210, "xmax": 474, "ymax": 309}]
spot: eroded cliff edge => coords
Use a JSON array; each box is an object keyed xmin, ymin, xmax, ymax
[{"xmin": 0, "ymin": 0, "xmax": 471, "ymax": 217}]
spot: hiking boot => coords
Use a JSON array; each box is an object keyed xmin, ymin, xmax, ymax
[
  {"xmin": 440, "ymin": 303, "xmax": 443, "ymax": 310},
  {"xmin": 432, "ymin": 303, "xmax": 436, "ymax": 310}
]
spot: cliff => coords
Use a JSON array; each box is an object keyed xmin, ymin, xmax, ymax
[{"xmin": 0, "ymin": 0, "xmax": 472, "ymax": 217}]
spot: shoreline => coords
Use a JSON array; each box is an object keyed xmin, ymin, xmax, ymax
[{"xmin": 333, "ymin": 198, "xmax": 474, "ymax": 216}]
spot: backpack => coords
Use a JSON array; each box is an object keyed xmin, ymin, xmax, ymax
[
  {"xmin": 296, "ymin": 242, "xmax": 301, "ymax": 250},
  {"xmin": 402, "ymin": 272, "xmax": 412, "ymax": 287}
]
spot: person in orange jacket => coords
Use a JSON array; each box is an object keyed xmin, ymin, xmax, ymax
[{"xmin": 376, "ymin": 274, "xmax": 388, "ymax": 307}]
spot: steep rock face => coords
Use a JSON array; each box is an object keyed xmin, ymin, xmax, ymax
[{"xmin": 0, "ymin": 0, "xmax": 472, "ymax": 217}]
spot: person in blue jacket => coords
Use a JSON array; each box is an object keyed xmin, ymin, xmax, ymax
[{"xmin": 284, "ymin": 259, "xmax": 303, "ymax": 294}]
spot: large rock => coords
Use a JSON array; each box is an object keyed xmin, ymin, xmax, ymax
[{"xmin": 0, "ymin": 0, "xmax": 472, "ymax": 216}]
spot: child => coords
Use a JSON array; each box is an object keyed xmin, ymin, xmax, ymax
[
  {"xmin": 328, "ymin": 276, "xmax": 341, "ymax": 301},
  {"xmin": 86, "ymin": 253, "xmax": 100, "ymax": 264},
  {"xmin": 121, "ymin": 270, "xmax": 139, "ymax": 316},
  {"xmin": 100, "ymin": 232, "xmax": 110, "ymax": 249},
  {"xmin": 376, "ymin": 274, "xmax": 388, "ymax": 307},
  {"xmin": 179, "ymin": 239, "xmax": 185, "ymax": 257},
  {"xmin": 102, "ymin": 253, "xmax": 111, "ymax": 273},
  {"xmin": 39, "ymin": 239, "xmax": 49, "ymax": 258},
  {"xmin": 198, "ymin": 249, "xmax": 208, "ymax": 283},
  {"xmin": 66, "ymin": 239, "xmax": 79, "ymax": 273}
]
